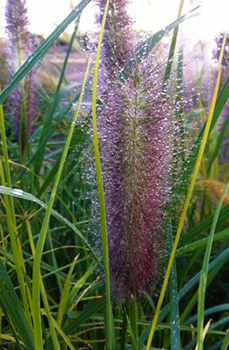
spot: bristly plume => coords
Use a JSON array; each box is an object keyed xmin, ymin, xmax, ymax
[
  {"xmin": 96, "ymin": 0, "xmax": 134, "ymax": 78},
  {"xmin": 95, "ymin": 0, "xmax": 174, "ymax": 299},
  {"xmin": 99, "ymin": 64, "xmax": 173, "ymax": 299},
  {"xmin": 5, "ymin": 0, "xmax": 36, "ymax": 153}
]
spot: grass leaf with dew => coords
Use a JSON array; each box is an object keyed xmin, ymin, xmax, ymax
[{"xmin": 0, "ymin": 0, "xmax": 91, "ymax": 105}]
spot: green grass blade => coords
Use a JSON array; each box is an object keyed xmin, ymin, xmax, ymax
[
  {"xmin": 57, "ymin": 255, "xmax": 79, "ymax": 327},
  {"xmin": 64, "ymin": 300, "xmax": 103, "ymax": 335},
  {"xmin": 119, "ymin": 5, "xmax": 200, "ymax": 81},
  {"xmin": 0, "ymin": 185, "xmax": 99, "ymax": 263},
  {"xmin": 180, "ymin": 202, "xmax": 229, "ymax": 246},
  {"xmin": 163, "ymin": 0, "xmax": 184, "ymax": 85},
  {"xmin": 139, "ymin": 246, "xmax": 229, "ymax": 346},
  {"xmin": 0, "ymin": 0, "xmax": 91, "ymax": 105},
  {"xmin": 34, "ymin": 20, "xmax": 81, "ymax": 175},
  {"xmin": 168, "ymin": 227, "xmax": 181, "ymax": 350},
  {"xmin": 177, "ymin": 228, "xmax": 229, "ymax": 257},
  {"xmin": 0, "ymin": 262, "xmax": 35, "ymax": 350},
  {"xmin": 32, "ymin": 57, "xmax": 91, "ymax": 350},
  {"xmin": 0, "ymin": 102, "xmax": 32, "ymax": 328},
  {"xmin": 91, "ymin": 0, "xmax": 114, "ymax": 349},
  {"xmin": 145, "ymin": 32, "xmax": 227, "ymax": 350},
  {"xmin": 220, "ymin": 329, "xmax": 229, "ymax": 350},
  {"xmin": 196, "ymin": 178, "xmax": 229, "ymax": 350},
  {"xmin": 210, "ymin": 75, "xmax": 229, "ymax": 133},
  {"xmin": 207, "ymin": 112, "xmax": 229, "ymax": 174},
  {"xmin": 126, "ymin": 312, "xmax": 138, "ymax": 350}
]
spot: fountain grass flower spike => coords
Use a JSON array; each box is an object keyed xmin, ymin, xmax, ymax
[
  {"xmin": 5, "ymin": 0, "xmax": 36, "ymax": 154},
  {"xmin": 99, "ymin": 62, "xmax": 174, "ymax": 300},
  {"xmin": 96, "ymin": 0, "xmax": 174, "ymax": 301},
  {"xmin": 96, "ymin": 0, "xmax": 134, "ymax": 78}
]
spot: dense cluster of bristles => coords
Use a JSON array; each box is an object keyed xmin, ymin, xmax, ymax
[
  {"xmin": 96, "ymin": 0, "xmax": 174, "ymax": 299},
  {"xmin": 5, "ymin": 0, "xmax": 37, "ymax": 152}
]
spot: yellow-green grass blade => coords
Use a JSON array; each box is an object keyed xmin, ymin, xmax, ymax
[
  {"xmin": 145, "ymin": 33, "xmax": 227, "ymax": 350},
  {"xmin": 92, "ymin": 0, "xmax": 114, "ymax": 349},
  {"xmin": 196, "ymin": 180, "xmax": 229, "ymax": 350},
  {"xmin": 32, "ymin": 56, "xmax": 91, "ymax": 350}
]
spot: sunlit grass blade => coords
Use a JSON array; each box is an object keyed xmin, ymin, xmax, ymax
[
  {"xmin": 174, "ymin": 75, "xmax": 229, "ymax": 198},
  {"xmin": 196, "ymin": 178, "xmax": 229, "ymax": 350},
  {"xmin": 0, "ymin": 0, "xmax": 91, "ymax": 105},
  {"xmin": 32, "ymin": 56, "xmax": 91, "ymax": 350},
  {"xmin": 145, "ymin": 33, "xmax": 227, "ymax": 350},
  {"xmin": 0, "ymin": 262, "xmax": 35, "ymax": 350},
  {"xmin": 92, "ymin": 0, "xmax": 114, "ymax": 349},
  {"xmin": 119, "ymin": 5, "xmax": 200, "ymax": 81},
  {"xmin": 195, "ymin": 320, "xmax": 212, "ymax": 350}
]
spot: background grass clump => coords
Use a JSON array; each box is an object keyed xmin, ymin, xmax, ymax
[{"xmin": 1, "ymin": 0, "xmax": 229, "ymax": 350}]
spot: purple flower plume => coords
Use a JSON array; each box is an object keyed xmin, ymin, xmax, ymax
[
  {"xmin": 5, "ymin": 0, "xmax": 36, "ymax": 152},
  {"xmin": 96, "ymin": 0, "xmax": 134, "ymax": 78},
  {"xmin": 95, "ymin": 0, "xmax": 174, "ymax": 299},
  {"xmin": 100, "ymin": 68, "xmax": 173, "ymax": 299}
]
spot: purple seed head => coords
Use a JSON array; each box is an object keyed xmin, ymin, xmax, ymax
[
  {"xmin": 95, "ymin": 0, "xmax": 174, "ymax": 300},
  {"xmin": 5, "ymin": 0, "xmax": 32, "ymax": 70},
  {"xmin": 96, "ymin": 0, "xmax": 134, "ymax": 77},
  {"xmin": 5, "ymin": 0, "xmax": 37, "ymax": 149},
  {"xmin": 98, "ymin": 60, "xmax": 173, "ymax": 299}
]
